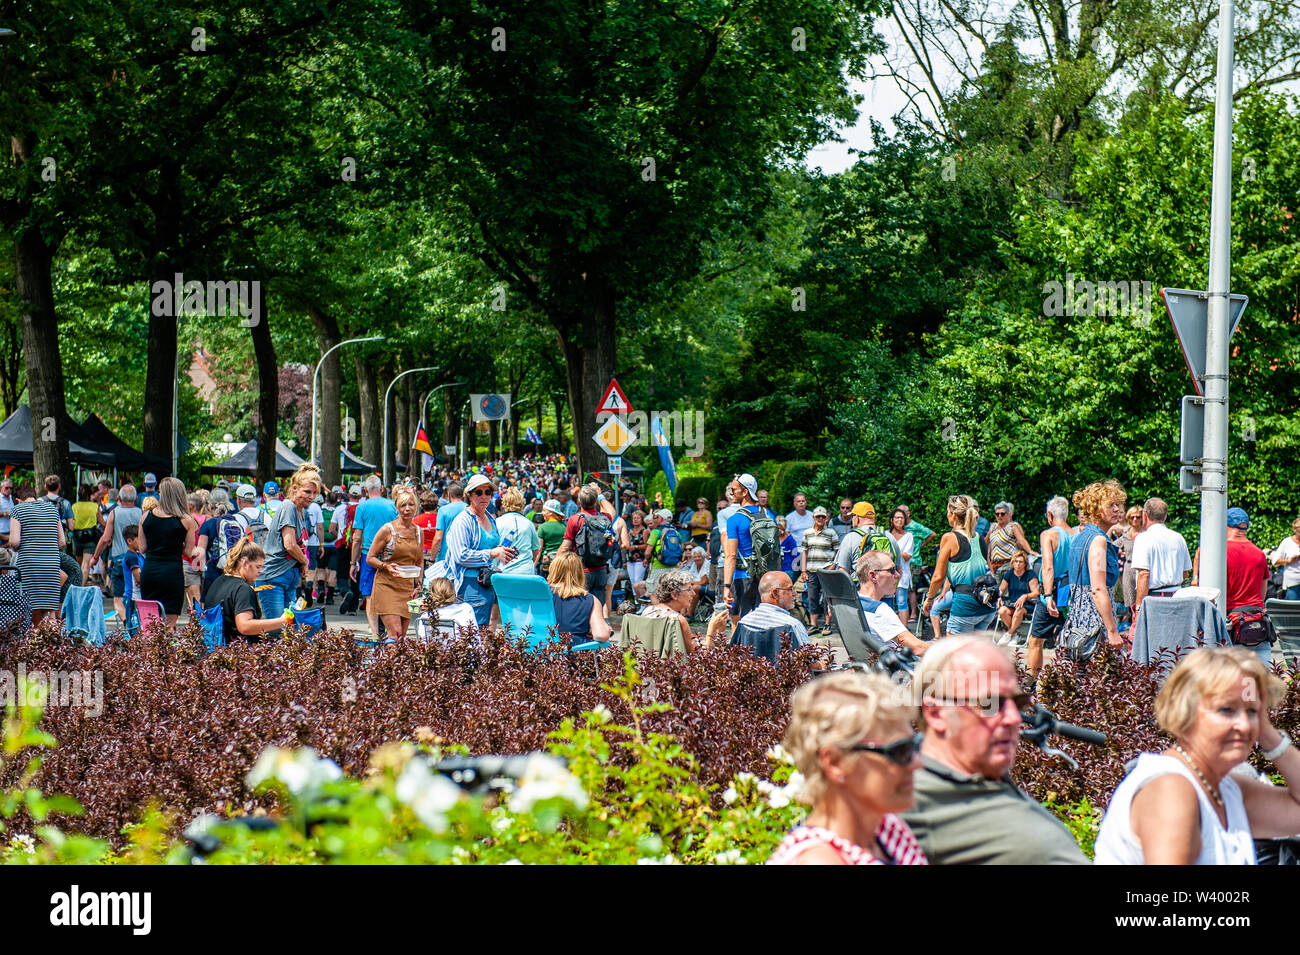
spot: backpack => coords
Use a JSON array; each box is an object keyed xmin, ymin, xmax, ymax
[
  {"xmin": 215, "ymin": 513, "xmax": 250, "ymax": 570},
  {"xmin": 740, "ymin": 507, "xmax": 779, "ymax": 578},
  {"xmin": 854, "ymin": 526, "xmax": 900, "ymax": 571},
  {"xmin": 654, "ymin": 525, "xmax": 685, "ymax": 567},
  {"xmin": 574, "ymin": 512, "xmax": 615, "ymax": 569}
]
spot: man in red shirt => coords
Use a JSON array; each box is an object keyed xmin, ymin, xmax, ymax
[
  {"xmin": 1225, "ymin": 507, "xmax": 1271, "ymax": 665},
  {"xmin": 558, "ymin": 483, "xmax": 613, "ymax": 595}
]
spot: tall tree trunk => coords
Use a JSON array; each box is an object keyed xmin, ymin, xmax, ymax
[
  {"xmin": 552, "ymin": 394, "xmax": 566, "ymax": 453},
  {"xmin": 142, "ymin": 161, "xmax": 181, "ymax": 471},
  {"xmin": 355, "ymin": 358, "xmax": 380, "ymax": 471},
  {"xmin": 535, "ymin": 399, "xmax": 543, "ymax": 450},
  {"xmin": 487, "ymin": 418, "xmax": 498, "ymax": 459},
  {"xmin": 394, "ymin": 386, "xmax": 409, "ymax": 479},
  {"xmin": 406, "ymin": 376, "xmax": 419, "ymax": 476},
  {"xmin": 0, "ymin": 313, "xmax": 23, "ymax": 417},
  {"xmin": 249, "ymin": 295, "xmax": 277, "ymax": 485},
  {"xmin": 442, "ymin": 391, "xmax": 457, "ymax": 460},
  {"xmin": 14, "ymin": 224, "xmax": 72, "ymax": 491},
  {"xmin": 308, "ymin": 307, "xmax": 342, "ymax": 489},
  {"xmin": 555, "ymin": 279, "xmax": 616, "ymax": 475}
]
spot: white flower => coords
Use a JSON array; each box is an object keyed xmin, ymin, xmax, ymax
[
  {"xmin": 590, "ymin": 704, "xmax": 613, "ymax": 724},
  {"xmin": 766, "ymin": 743, "xmax": 793, "ymax": 764},
  {"xmin": 8, "ymin": 833, "xmax": 36, "ymax": 855},
  {"xmin": 502, "ymin": 859, "xmax": 524, "ymax": 865},
  {"xmin": 755, "ymin": 778, "xmax": 775, "ymax": 796},
  {"xmin": 637, "ymin": 854, "xmax": 678, "ymax": 865},
  {"xmin": 721, "ymin": 786, "xmax": 739, "ymax": 805},
  {"xmin": 395, "ymin": 758, "xmax": 463, "ymax": 832},
  {"xmin": 783, "ymin": 771, "xmax": 806, "ymax": 799},
  {"xmin": 713, "ymin": 849, "xmax": 744, "ymax": 865},
  {"xmin": 491, "ymin": 812, "xmax": 513, "ymax": 833},
  {"xmin": 246, "ymin": 746, "xmax": 343, "ymax": 798},
  {"xmin": 736, "ymin": 771, "xmax": 756, "ymax": 784},
  {"xmin": 767, "ymin": 789, "xmax": 792, "ymax": 810},
  {"xmin": 507, "ymin": 754, "xmax": 588, "ymax": 814}
]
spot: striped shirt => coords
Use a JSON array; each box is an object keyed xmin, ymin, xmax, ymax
[
  {"xmin": 801, "ymin": 527, "xmax": 839, "ymax": 572},
  {"xmin": 768, "ymin": 817, "xmax": 928, "ymax": 865}
]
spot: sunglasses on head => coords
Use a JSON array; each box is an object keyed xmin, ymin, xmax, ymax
[{"xmin": 849, "ymin": 731, "xmax": 924, "ymax": 766}]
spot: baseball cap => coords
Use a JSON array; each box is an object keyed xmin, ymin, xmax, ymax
[
  {"xmin": 656, "ymin": 508, "xmax": 674, "ymax": 521},
  {"xmin": 144, "ymin": 472, "xmax": 157, "ymax": 486},
  {"xmin": 263, "ymin": 480, "xmax": 280, "ymax": 495},
  {"xmin": 543, "ymin": 498, "xmax": 563, "ymax": 517},
  {"xmin": 235, "ymin": 483, "xmax": 257, "ymax": 501},
  {"xmin": 1227, "ymin": 507, "xmax": 1250, "ymax": 528},
  {"xmin": 332, "ymin": 485, "xmax": 343, "ymax": 494},
  {"xmin": 851, "ymin": 501, "xmax": 876, "ymax": 519},
  {"xmin": 349, "ymin": 484, "xmax": 362, "ymax": 497},
  {"xmin": 812, "ymin": 505, "xmax": 829, "ymax": 518},
  {"xmin": 216, "ymin": 479, "xmax": 230, "ymax": 491},
  {"xmin": 735, "ymin": 473, "xmax": 758, "ymax": 499}
]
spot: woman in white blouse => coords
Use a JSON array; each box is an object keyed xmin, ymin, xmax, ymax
[
  {"xmin": 1096, "ymin": 647, "xmax": 1300, "ymax": 864},
  {"xmin": 1269, "ymin": 517, "xmax": 1300, "ymax": 601}
]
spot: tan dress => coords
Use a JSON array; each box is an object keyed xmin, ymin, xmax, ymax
[{"xmin": 371, "ymin": 521, "xmax": 422, "ymax": 617}]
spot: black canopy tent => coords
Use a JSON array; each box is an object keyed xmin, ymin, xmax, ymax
[
  {"xmin": 201, "ymin": 438, "xmax": 306, "ymax": 476},
  {"xmin": 0, "ymin": 405, "xmax": 115, "ymax": 469},
  {"xmin": 339, "ymin": 446, "xmax": 379, "ymax": 475},
  {"xmin": 77, "ymin": 414, "xmax": 167, "ymax": 474}
]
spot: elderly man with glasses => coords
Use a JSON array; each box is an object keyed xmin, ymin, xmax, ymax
[
  {"xmin": 856, "ymin": 549, "xmax": 930, "ymax": 656},
  {"xmin": 901, "ymin": 635, "xmax": 1087, "ymax": 864}
]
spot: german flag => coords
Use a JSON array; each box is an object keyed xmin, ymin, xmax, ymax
[{"xmin": 412, "ymin": 421, "xmax": 434, "ymax": 456}]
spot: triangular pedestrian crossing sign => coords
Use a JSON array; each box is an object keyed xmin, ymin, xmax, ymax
[{"xmin": 596, "ymin": 378, "xmax": 633, "ymax": 415}]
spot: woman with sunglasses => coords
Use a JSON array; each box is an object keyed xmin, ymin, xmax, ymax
[
  {"xmin": 985, "ymin": 501, "xmax": 1037, "ymax": 574},
  {"xmin": 432, "ymin": 473, "xmax": 517, "ymax": 627},
  {"xmin": 769, "ymin": 670, "xmax": 927, "ymax": 865}
]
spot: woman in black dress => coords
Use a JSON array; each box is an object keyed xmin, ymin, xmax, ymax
[{"xmin": 138, "ymin": 477, "xmax": 198, "ymax": 626}]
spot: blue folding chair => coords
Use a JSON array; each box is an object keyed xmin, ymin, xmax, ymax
[
  {"xmin": 491, "ymin": 574, "xmax": 558, "ymax": 649},
  {"xmin": 294, "ymin": 607, "xmax": 324, "ymax": 639},
  {"xmin": 196, "ymin": 604, "xmax": 224, "ymax": 653}
]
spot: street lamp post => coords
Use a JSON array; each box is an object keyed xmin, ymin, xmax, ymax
[
  {"xmin": 311, "ymin": 335, "xmax": 383, "ymax": 465},
  {"xmin": 383, "ymin": 367, "xmax": 439, "ymax": 486},
  {"xmin": 420, "ymin": 381, "xmax": 466, "ymax": 465}
]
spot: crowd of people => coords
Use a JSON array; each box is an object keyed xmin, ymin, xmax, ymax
[{"xmin": 4, "ymin": 452, "xmax": 1300, "ymax": 867}]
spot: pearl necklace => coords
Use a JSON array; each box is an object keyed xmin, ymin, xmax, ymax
[{"xmin": 1173, "ymin": 743, "xmax": 1224, "ymax": 809}]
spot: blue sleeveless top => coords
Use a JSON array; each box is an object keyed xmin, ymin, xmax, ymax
[{"xmin": 1069, "ymin": 524, "xmax": 1118, "ymax": 593}]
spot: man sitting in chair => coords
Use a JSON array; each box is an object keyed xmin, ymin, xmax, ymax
[
  {"xmin": 857, "ymin": 550, "xmax": 931, "ymax": 657},
  {"xmin": 735, "ymin": 571, "xmax": 810, "ymax": 651}
]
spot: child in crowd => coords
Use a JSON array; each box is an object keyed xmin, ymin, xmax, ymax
[{"xmin": 122, "ymin": 524, "xmax": 144, "ymax": 636}]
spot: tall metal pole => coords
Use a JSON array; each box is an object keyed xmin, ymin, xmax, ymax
[
  {"xmin": 310, "ymin": 335, "xmax": 383, "ymax": 465},
  {"xmin": 382, "ymin": 367, "xmax": 438, "ymax": 487},
  {"xmin": 1199, "ymin": 0, "xmax": 1235, "ymax": 613},
  {"xmin": 421, "ymin": 381, "xmax": 465, "ymax": 467}
]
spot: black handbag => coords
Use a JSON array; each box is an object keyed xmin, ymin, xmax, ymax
[{"xmin": 476, "ymin": 566, "xmax": 496, "ymax": 589}]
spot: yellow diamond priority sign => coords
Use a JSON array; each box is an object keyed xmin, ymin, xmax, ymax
[{"xmin": 593, "ymin": 416, "xmax": 636, "ymax": 456}]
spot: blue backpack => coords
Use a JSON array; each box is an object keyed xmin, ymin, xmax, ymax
[{"xmin": 655, "ymin": 526, "xmax": 685, "ymax": 566}]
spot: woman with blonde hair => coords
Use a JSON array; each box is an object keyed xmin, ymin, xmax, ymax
[
  {"xmin": 1064, "ymin": 479, "xmax": 1126, "ymax": 653},
  {"xmin": 254, "ymin": 464, "xmax": 321, "ymax": 621},
  {"xmin": 138, "ymin": 476, "xmax": 199, "ymax": 626},
  {"xmin": 367, "ymin": 486, "xmax": 423, "ymax": 639},
  {"xmin": 203, "ymin": 537, "xmax": 291, "ymax": 645},
  {"xmin": 769, "ymin": 670, "xmax": 927, "ymax": 865},
  {"xmin": 1115, "ymin": 504, "xmax": 1144, "ymax": 608},
  {"xmin": 547, "ymin": 552, "xmax": 612, "ymax": 647},
  {"xmin": 921, "ymin": 494, "xmax": 994, "ymax": 634},
  {"xmin": 495, "ymin": 486, "xmax": 542, "ymax": 578},
  {"xmin": 1097, "ymin": 646, "xmax": 1300, "ymax": 864}
]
